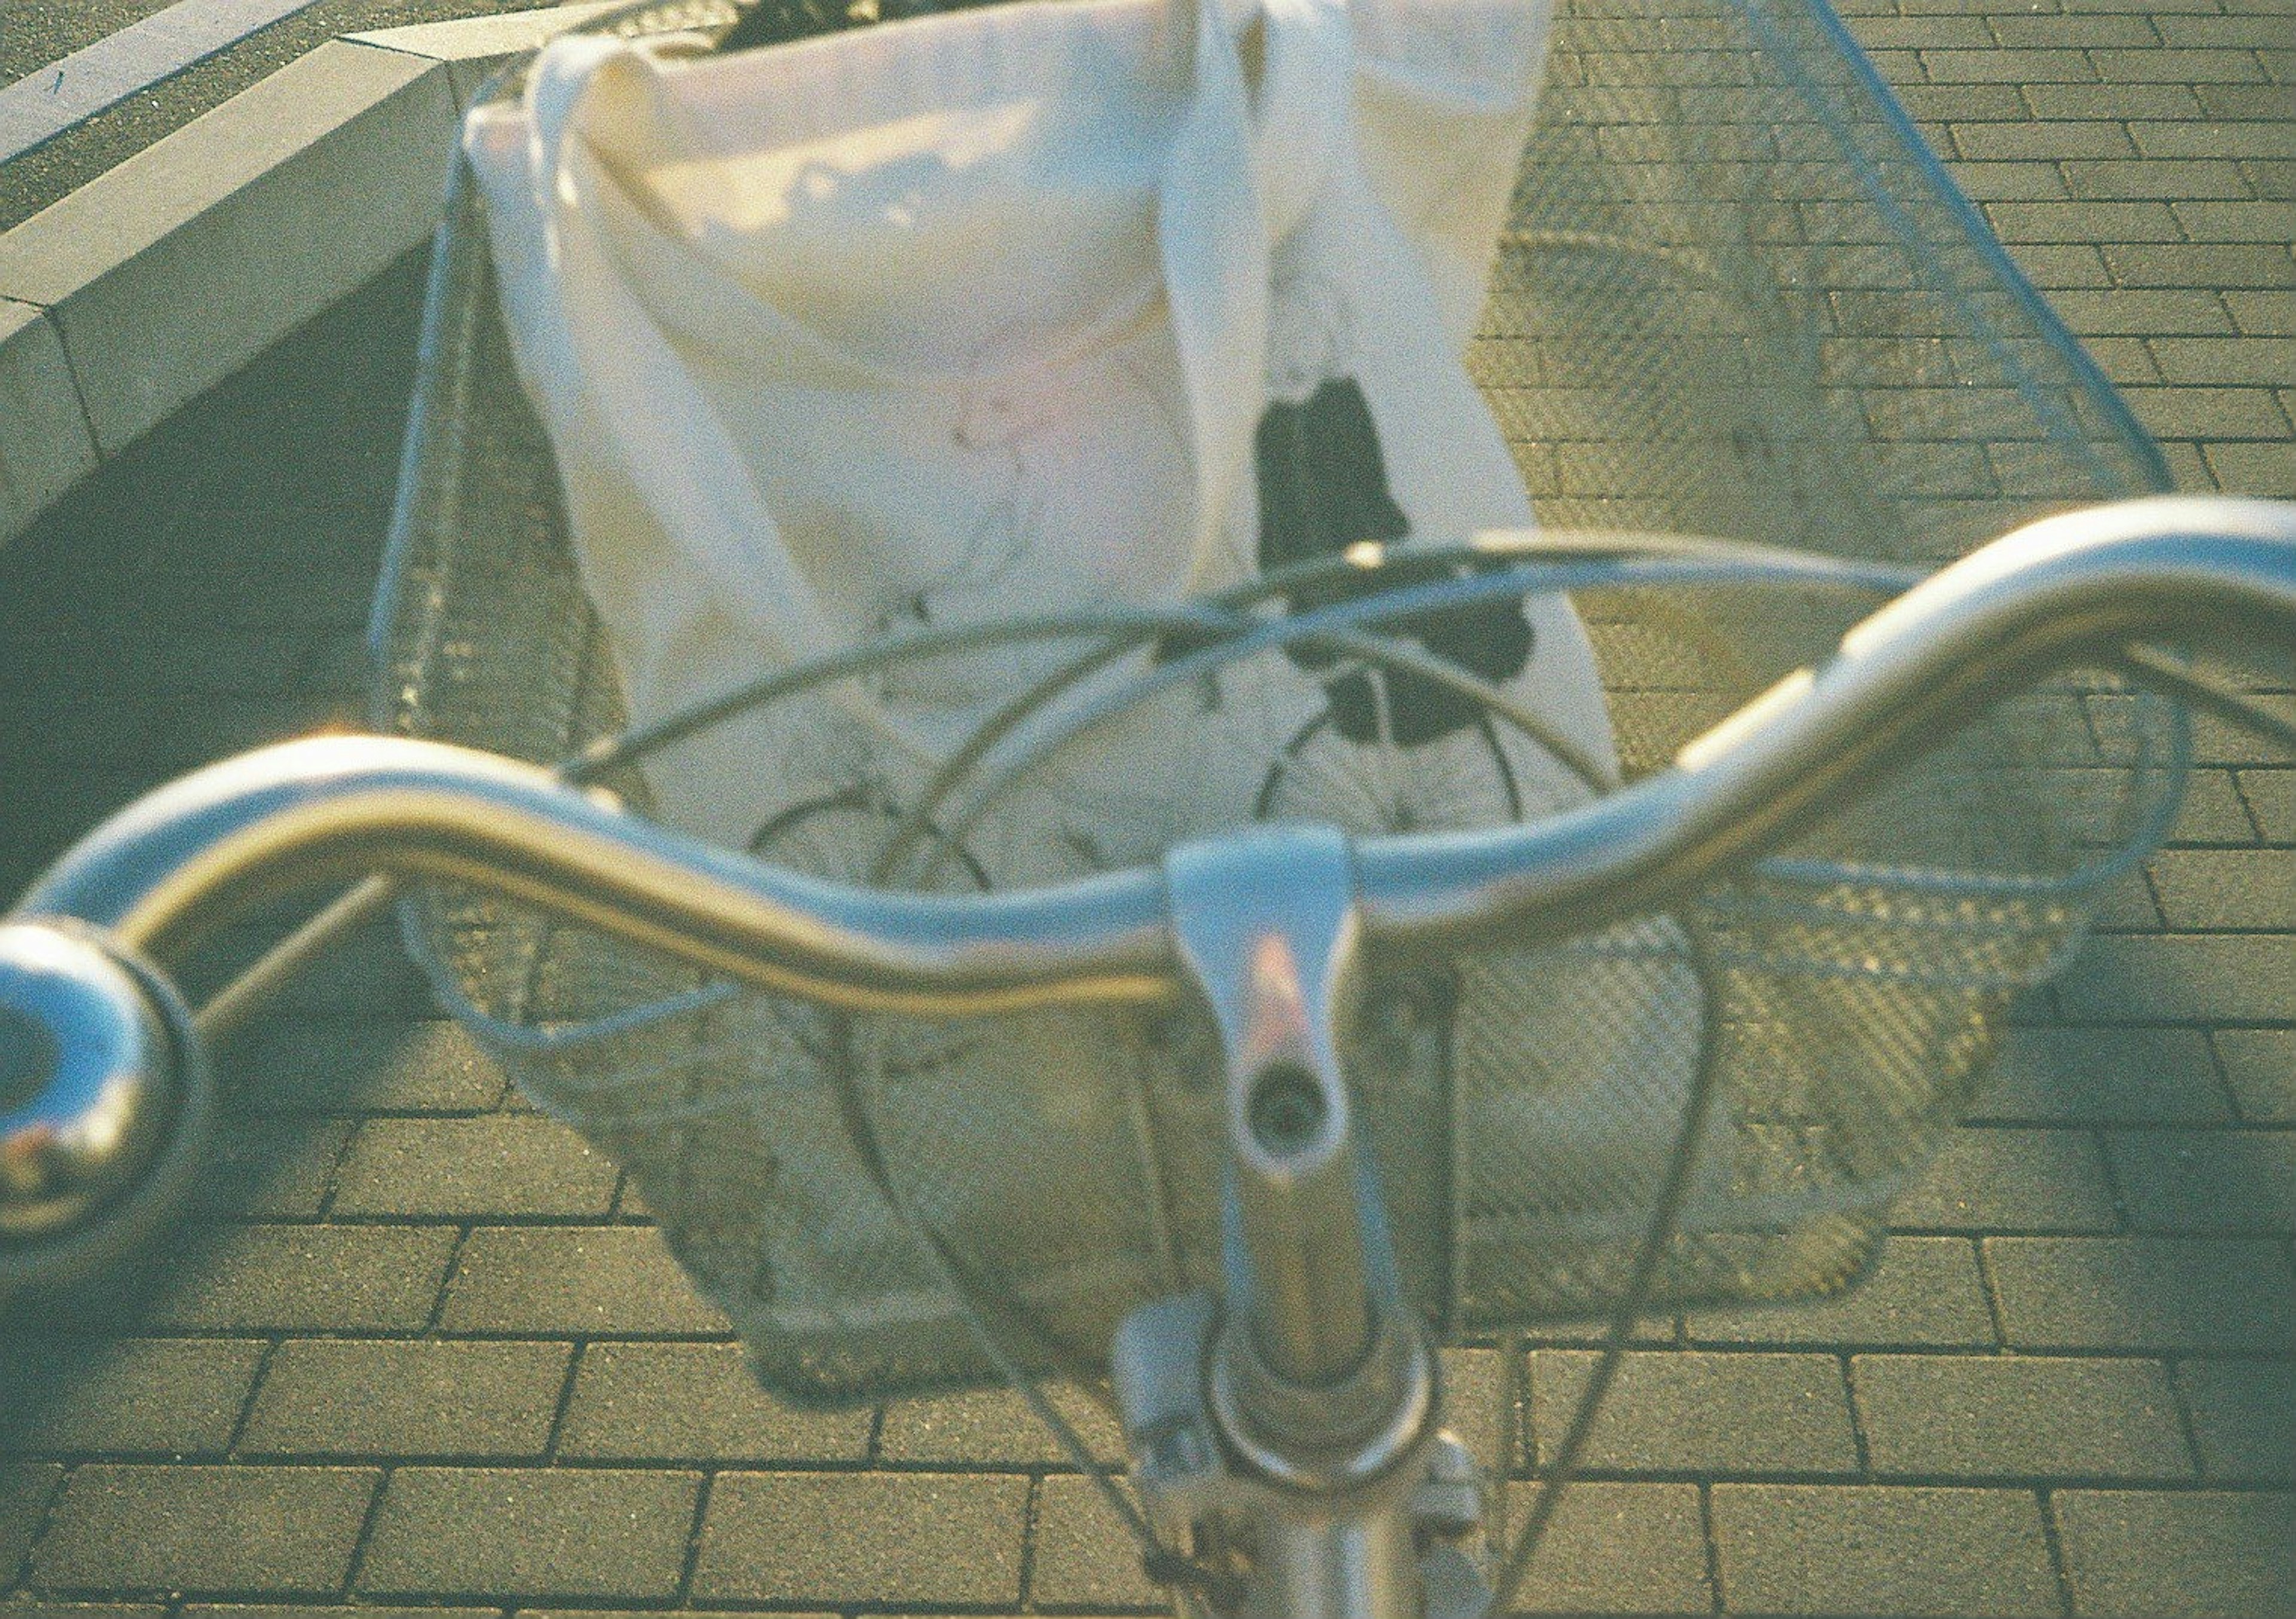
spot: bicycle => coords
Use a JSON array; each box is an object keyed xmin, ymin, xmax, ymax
[{"xmin": 5, "ymin": 1, "xmax": 2295, "ymax": 1617}]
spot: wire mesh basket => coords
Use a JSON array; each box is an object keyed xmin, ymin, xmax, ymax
[{"xmin": 372, "ymin": 0, "xmax": 2179, "ymax": 1404}]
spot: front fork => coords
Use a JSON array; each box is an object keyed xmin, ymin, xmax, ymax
[{"xmin": 1113, "ymin": 829, "xmax": 1490, "ymax": 1619}]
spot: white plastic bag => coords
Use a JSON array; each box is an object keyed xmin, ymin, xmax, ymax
[{"xmin": 463, "ymin": 0, "xmax": 1616, "ymax": 887}]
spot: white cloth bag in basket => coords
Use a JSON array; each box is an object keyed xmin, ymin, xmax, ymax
[{"xmin": 462, "ymin": 0, "xmax": 1617, "ymax": 885}]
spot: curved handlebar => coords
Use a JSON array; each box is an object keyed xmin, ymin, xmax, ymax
[
  {"xmin": 17, "ymin": 497, "xmax": 2296, "ymax": 1004},
  {"xmin": 2, "ymin": 496, "xmax": 2294, "ymax": 1285}
]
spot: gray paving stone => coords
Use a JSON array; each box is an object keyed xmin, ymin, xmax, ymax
[
  {"xmin": 2104, "ymin": 243, "xmax": 2296, "ymax": 288},
  {"xmin": 556, "ymin": 1342, "xmax": 872, "ymax": 1464},
  {"xmin": 1974, "ymin": 1027, "xmax": 2231, "ymax": 1124},
  {"xmin": 1921, "ymin": 47, "xmax": 2098, "ymax": 83},
  {"xmin": 183, "ymin": 1607, "xmax": 499, "ymax": 1619},
  {"xmin": 2105, "ymin": 1129, "xmax": 2296, "ymax": 1234},
  {"xmin": 1852, "ymin": 1354, "xmax": 2191, "ymax": 1481},
  {"xmin": 1892, "ymin": 1126, "xmax": 2119, "ymax": 1233},
  {"xmin": 1687, "ymin": 1236, "xmax": 1996, "ymax": 1349},
  {"xmin": 0, "ymin": 1338, "xmax": 264, "ymax": 1456},
  {"xmin": 2172, "ymin": 200, "xmax": 2296, "ymax": 244},
  {"xmin": 874, "ymin": 1382, "xmax": 1126, "ymax": 1467},
  {"xmin": 691, "ymin": 1472, "xmax": 1028, "ymax": 1606},
  {"xmin": 195, "ymin": 1117, "xmax": 353, "ymax": 1220},
  {"xmin": 2123, "ymin": 386, "xmax": 2289, "ymax": 439},
  {"xmin": 2206, "ymin": 438, "xmax": 2296, "ymax": 496},
  {"xmin": 1528, "ymin": 1351, "xmax": 1858, "ymax": 1476},
  {"xmin": 0, "ymin": 1466, "xmax": 62, "ymax": 1586},
  {"xmin": 2091, "ymin": 47, "xmax": 2276, "ymax": 84},
  {"xmin": 358, "ymin": 1467, "xmax": 698, "ymax": 1602},
  {"xmin": 2213, "ymin": 1028, "xmax": 2296, "ymax": 1123},
  {"xmin": 1986, "ymin": 200, "xmax": 2185, "ymax": 244},
  {"xmin": 2022, "ymin": 83, "xmax": 2203, "ymax": 120},
  {"xmin": 231, "ymin": 1017, "xmax": 509, "ymax": 1114},
  {"xmin": 1986, "ymin": 1236, "xmax": 2295, "ymax": 1352},
  {"xmin": 2177, "ymin": 1357, "xmax": 2295, "ymax": 1485},
  {"xmin": 331, "ymin": 1116, "xmax": 619, "ymax": 1218},
  {"xmin": 2053, "ymin": 1489, "xmax": 2295, "ymax": 1617},
  {"xmin": 2069, "ymin": 158, "xmax": 2258, "ymax": 201},
  {"xmin": 2224, "ymin": 290, "xmax": 2296, "ymax": 336},
  {"xmin": 1027, "ymin": 1476, "xmax": 1164, "ymax": 1610},
  {"xmin": 240, "ymin": 1339, "xmax": 570, "ymax": 1459},
  {"xmin": 1489, "ymin": 1481, "xmax": 1711, "ymax": 1618},
  {"xmin": 2055, "ymin": 935, "xmax": 2296, "ymax": 1023},
  {"xmin": 438, "ymin": 1226, "xmax": 725, "ymax": 1336},
  {"xmin": 1711, "ymin": 1484, "xmax": 2058, "ymax": 1617},
  {"xmin": 141, "ymin": 1224, "xmax": 457, "ymax": 1333},
  {"xmin": 2237, "ymin": 769, "xmax": 2294, "ymax": 845},
  {"xmin": 30, "ymin": 1465, "xmax": 377, "ymax": 1595}
]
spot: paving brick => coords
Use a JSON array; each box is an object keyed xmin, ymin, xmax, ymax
[
  {"xmin": 2155, "ymin": 13, "xmax": 2296, "ymax": 47},
  {"xmin": 1528, "ymin": 1351, "xmax": 1858, "ymax": 1475},
  {"xmin": 196, "ymin": 1117, "xmax": 353, "ymax": 1220},
  {"xmin": 1853, "ymin": 1354, "xmax": 2191, "ymax": 1480},
  {"xmin": 1946, "ymin": 161, "xmax": 2074, "ymax": 201},
  {"xmin": 2091, "ymin": 47, "xmax": 2276, "ymax": 84},
  {"xmin": 2173, "ymin": 200, "xmax": 2296, "ymax": 243},
  {"xmin": 184, "ymin": 1607, "xmax": 497, "ymax": 1619},
  {"xmin": 2146, "ymin": 848, "xmax": 2296, "ymax": 929},
  {"xmin": 2223, "ymin": 291, "xmax": 2296, "ymax": 337},
  {"xmin": 2129, "ymin": 121, "xmax": 2296, "ymax": 163},
  {"xmin": 331, "ymin": 1116, "xmax": 618, "ymax": 1218},
  {"xmin": 358, "ymin": 1467, "xmax": 697, "ymax": 1602},
  {"xmin": 2053, "ymin": 1489, "xmax": 2296, "ymax": 1617},
  {"xmin": 1952, "ymin": 122, "xmax": 2137, "ymax": 163},
  {"xmin": 1027, "ymin": 1474, "xmax": 1164, "ymax": 1609},
  {"xmin": 2197, "ymin": 81, "xmax": 2296, "ymax": 119},
  {"xmin": 2002, "ymin": 243, "xmax": 2116, "ymax": 290},
  {"xmin": 874, "ymin": 1380, "xmax": 1128, "ymax": 1467},
  {"xmin": 438, "ymin": 1226, "xmax": 724, "ymax": 1336},
  {"xmin": 1897, "ymin": 84, "xmax": 2031, "ymax": 122},
  {"xmin": 0, "ymin": 1465, "xmax": 62, "ymax": 1586},
  {"xmin": 141, "ymin": 1224, "xmax": 457, "ymax": 1333},
  {"xmin": 0, "ymin": 1338, "xmax": 264, "ymax": 1456},
  {"xmin": 2109, "ymin": 244, "xmax": 2296, "ymax": 292},
  {"xmin": 2022, "ymin": 83, "xmax": 2203, "ymax": 120},
  {"xmin": 2239, "ymin": 769, "xmax": 2294, "ymax": 844},
  {"xmin": 1986, "ymin": 201, "xmax": 2185, "ymax": 245},
  {"xmin": 691, "ymin": 1472, "xmax": 1028, "ymax": 1606},
  {"xmin": 1687, "ymin": 1236, "xmax": 1996, "ymax": 1348},
  {"xmin": 2214, "ymin": 1028, "xmax": 2296, "ymax": 1123},
  {"xmin": 1974, "ymin": 1027, "xmax": 2230, "ymax": 1124},
  {"xmin": 2068, "ymin": 158, "xmax": 2258, "ymax": 201},
  {"xmin": 240, "ymin": 1339, "xmax": 570, "ymax": 1459},
  {"xmin": 2170, "ymin": 768, "xmax": 2263, "ymax": 845},
  {"xmin": 1893, "ymin": 1126, "xmax": 2119, "ymax": 1232},
  {"xmin": 1439, "ymin": 1346, "xmax": 1511, "ymax": 1479},
  {"xmin": 1922, "ymin": 48, "xmax": 2099, "ymax": 83},
  {"xmin": 2148, "ymin": 335, "xmax": 2296, "ymax": 387},
  {"xmin": 1711, "ymin": 1484, "xmax": 2058, "ymax": 1617},
  {"xmin": 1995, "ymin": 13, "xmax": 2162, "ymax": 46},
  {"xmin": 556, "ymin": 1342, "xmax": 872, "ymax": 1463},
  {"xmin": 231, "ymin": 1017, "xmax": 509, "ymax": 1114},
  {"xmin": 1986, "ymin": 1236, "xmax": 2294, "ymax": 1352},
  {"xmin": 2105, "ymin": 1129, "xmax": 2296, "ymax": 1234},
  {"xmin": 2176, "ymin": 1357, "xmax": 2296, "ymax": 1488},
  {"xmin": 1488, "ymin": 1481, "xmax": 1711, "ymax": 1617},
  {"xmin": 30, "ymin": 1465, "xmax": 376, "ymax": 1595},
  {"xmin": 2056, "ymin": 935, "xmax": 2296, "ymax": 1022},
  {"xmin": 2205, "ymin": 438, "xmax": 2296, "ymax": 497},
  {"xmin": 2122, "ymin": 385, "xmax": 2291, "ymax": 440}
]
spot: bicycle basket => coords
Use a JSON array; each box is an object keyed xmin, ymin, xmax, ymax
[{"xmin": 373, "ymin": 0, "xmax": 2178, "ymax": 1404}]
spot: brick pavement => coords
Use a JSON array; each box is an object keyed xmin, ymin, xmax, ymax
[{"xmin": 0, "ymin": 2, "xmax": 2290, "ymax": 1616}]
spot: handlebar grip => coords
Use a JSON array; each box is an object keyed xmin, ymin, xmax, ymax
[{"xmin": 0, "ymin": 921, "xmax": 215, "ymax": 1301}]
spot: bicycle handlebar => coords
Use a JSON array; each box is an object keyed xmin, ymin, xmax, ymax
[{"xmin": 4, "ymin": 495, "xmax": 2294, "ymax": 1285}]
